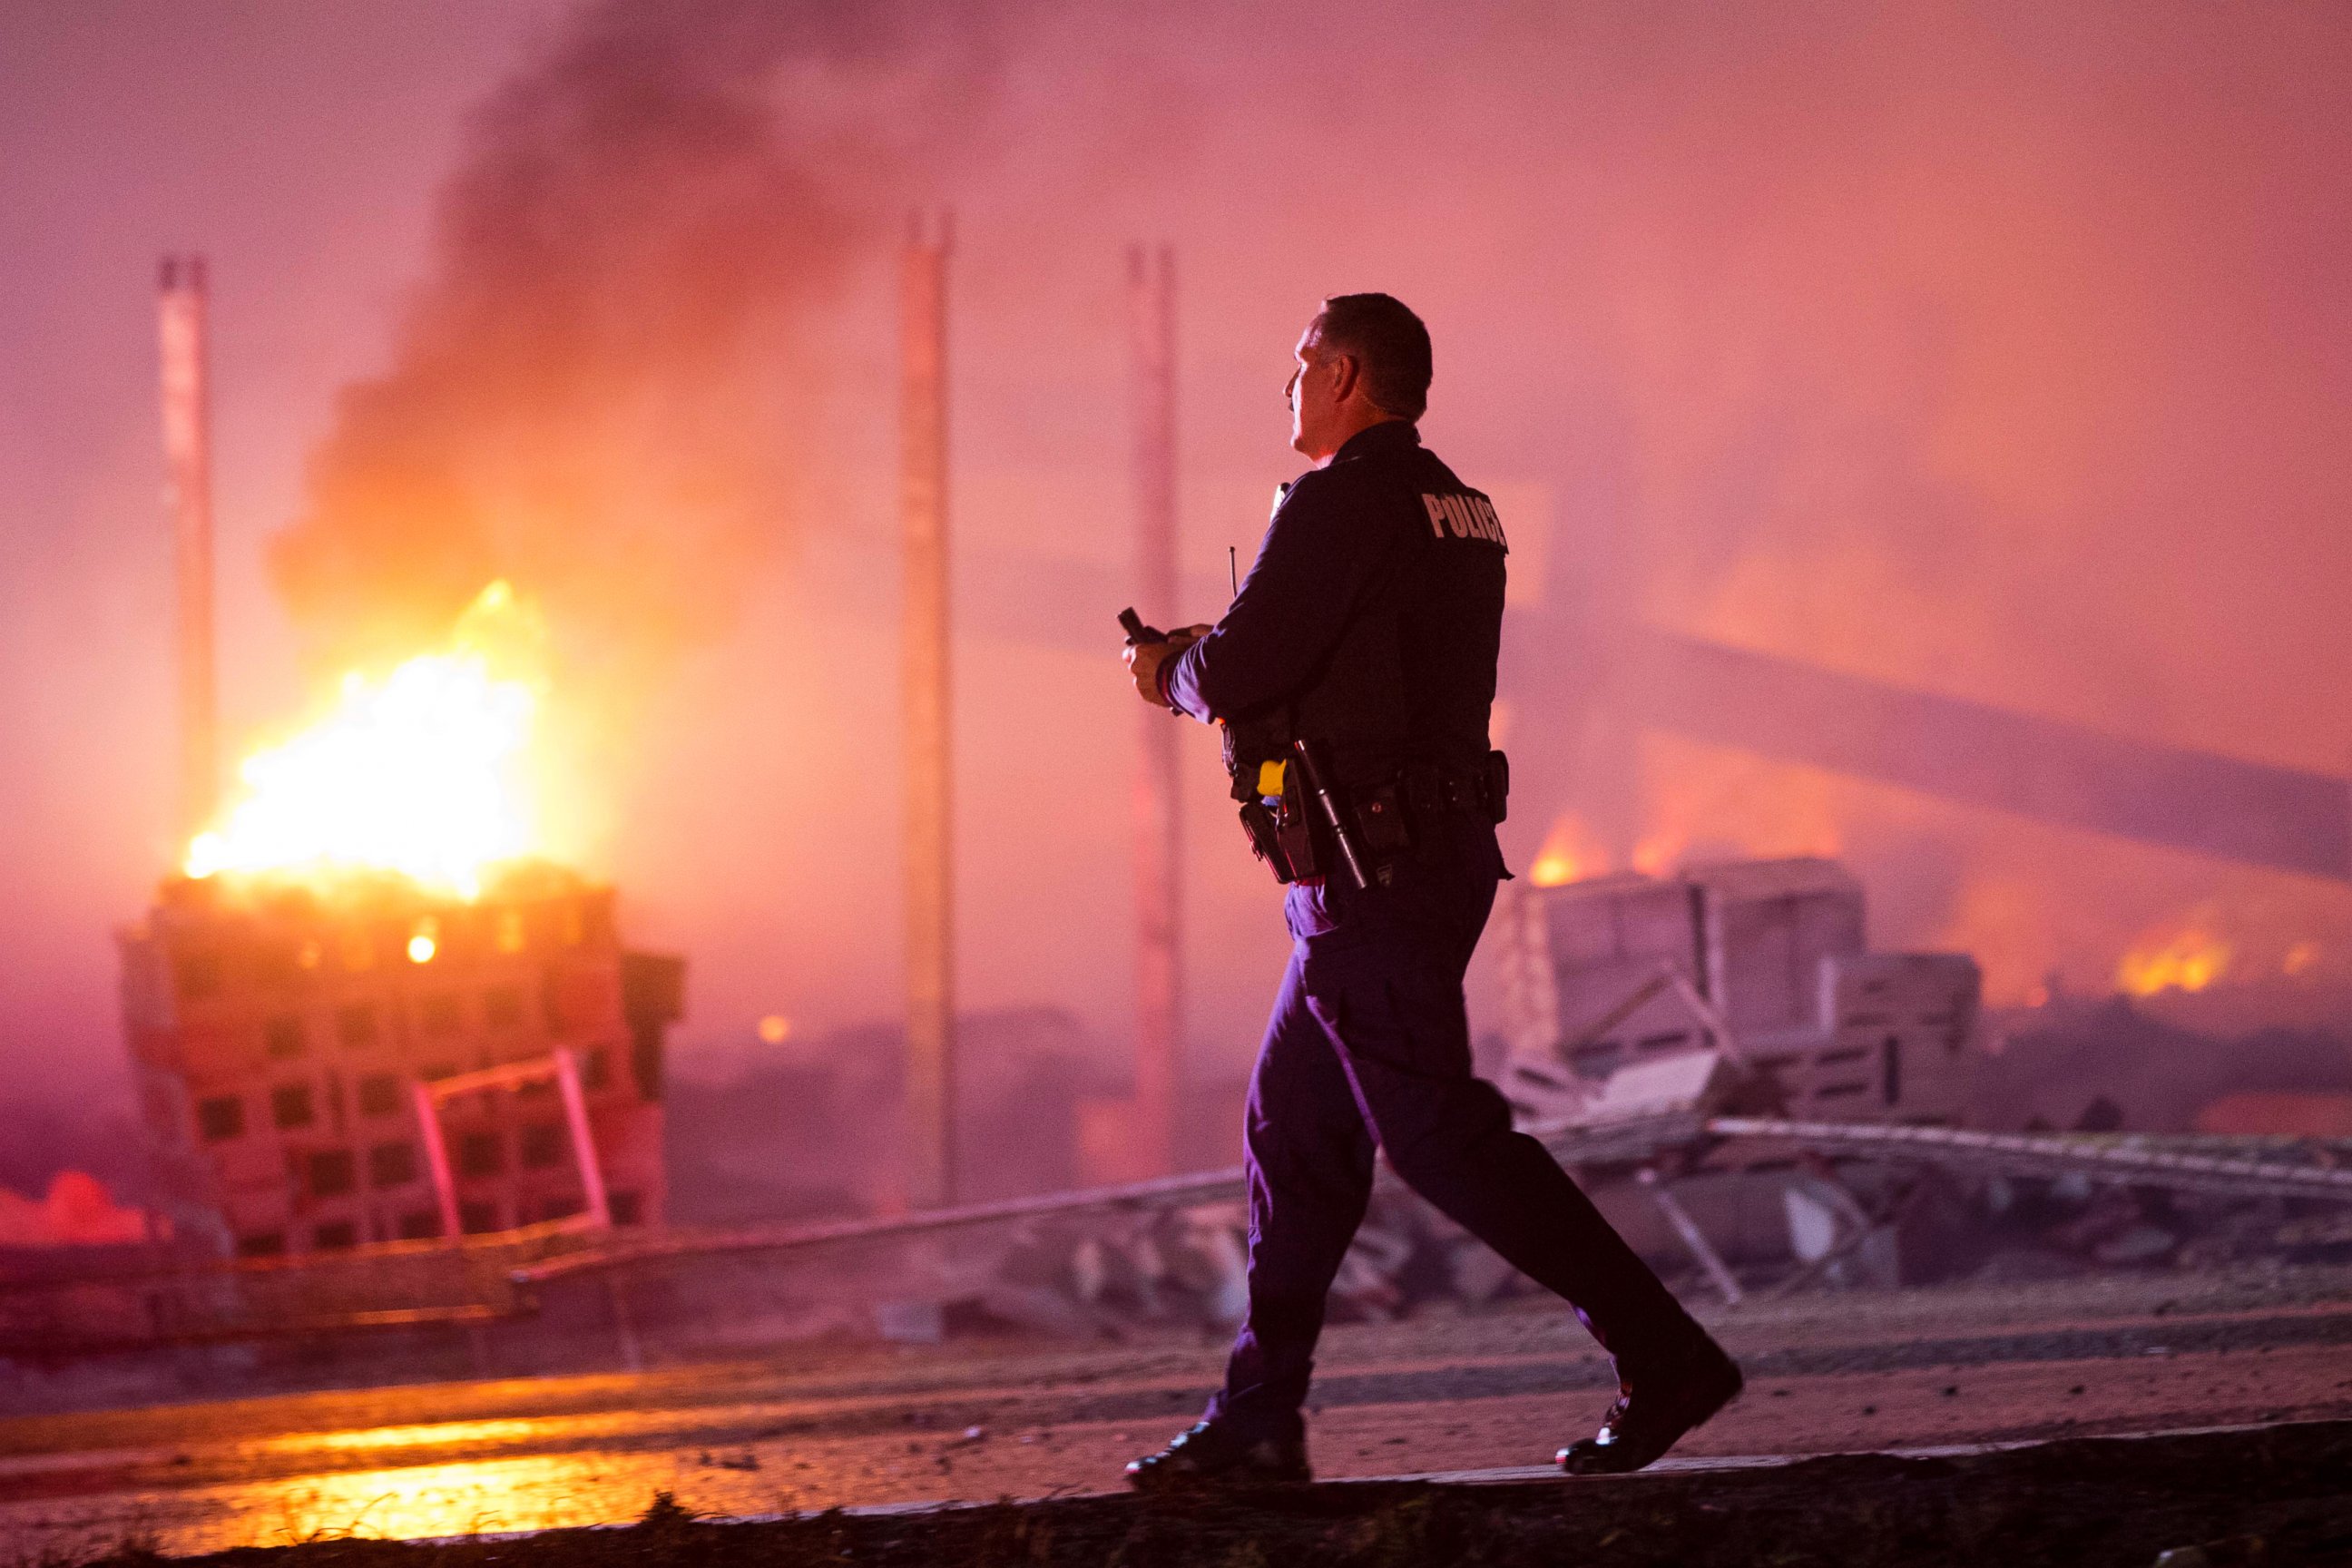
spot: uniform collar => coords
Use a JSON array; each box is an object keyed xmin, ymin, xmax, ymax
[{"xmin": 1331, "ymin": 419, "xmax": 1420, "ymax": 464}]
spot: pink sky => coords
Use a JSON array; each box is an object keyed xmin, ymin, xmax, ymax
[{"xmin": 5, "ymin": 0, "xmax": 2350, "ymax": 1110}]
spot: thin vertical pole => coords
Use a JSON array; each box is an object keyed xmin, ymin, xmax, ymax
[
  {"xmin": 553, "ymin": 1047, "xmax": 614, "ymax": 1228},
  {"xmin": 411, "ymin": 1082, "xmax": 463, "ymax": 1242},
  {"xmin": 159, "ymin": 257, "xmax": 217, "ymax": 843},
  {"xmin": 901, "ymin": 215, "xmax": 956, "ymax": 1210},
  {"xmin": 1128, "ymin": 244, "xmax": 1180, "ymax": 1178}
]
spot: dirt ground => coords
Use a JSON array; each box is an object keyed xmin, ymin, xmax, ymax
[{"xmin": 6, "ymin": 1260, "xmax": 2352, "ymax": 1563}]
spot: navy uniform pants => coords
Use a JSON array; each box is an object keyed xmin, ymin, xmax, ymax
[{"xmin": 1205, "ymin": 818, "xmax": 1708, "ymax": 1441}]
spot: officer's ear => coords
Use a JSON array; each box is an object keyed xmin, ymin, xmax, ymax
[{"xmin": 1328, "ymin": 351, "xmax": 1364, "ymax": 406}]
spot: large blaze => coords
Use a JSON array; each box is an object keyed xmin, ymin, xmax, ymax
[
  {"xmin": 126, "ymin": 576, "xmax": 680, "ymax": 1267},
  {"xmin": 183, "ymin": 582, "xmax": 550, "ymax": 900}
]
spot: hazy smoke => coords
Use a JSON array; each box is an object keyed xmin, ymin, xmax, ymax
[
  {"xmin": 259, "ymin": 0, "xmax": 2352, "ymax": 1020},
  {"xmin": 269, "ymin": 0, "xmax": 1006, "ymax": 675},
  {"xmin": 1562, "ymin": 4, "xmax": 2352, "ymax": 996}
]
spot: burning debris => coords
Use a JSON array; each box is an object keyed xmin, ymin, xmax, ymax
[
  {"xmin": 1525, "ymin": 814, "xmax": 1607, "ymax": 889},
  {"xmin": 2118, "ymin": 914, "xmax": 2235, "ymax": 998},
  {"xmin": 185, "ymin": 582, "xmax": 551, "ymax": 898},
  {"xmin": 118, "ymin": 582, "xmax": 681, "ymax": 1262},
  {"xmin": 122, "ymin": 864, "xmax": 680, "ymax": 1260}
]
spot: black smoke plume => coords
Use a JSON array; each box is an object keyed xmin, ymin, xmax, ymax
[{"xmin": 271, "ymin": 0, "xmax": 1008, "ymax": 674}]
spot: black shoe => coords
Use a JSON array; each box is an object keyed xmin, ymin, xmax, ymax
[
  {"xmin": 1556, "ymin": 1340, "xmax": 1743, "ymax": 1475},
  {"xmin": 1126, "ymin": 1420, "xmax": 1311, "ymax": 1492}
]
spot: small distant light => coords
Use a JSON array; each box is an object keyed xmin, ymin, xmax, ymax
[
  {"xmin": 408, "ymin": 918, "xmax": 439, "ymax": 965},
  {"xmin": 757, "ymin": 1014, "xmax": 791, "ymax": 1045}
]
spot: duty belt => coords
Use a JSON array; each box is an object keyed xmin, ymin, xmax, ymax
[
  {"xmin": 1392, "ymin": 756, "xmax": 1509, "ymax": 827},
  {"xmin": 1240, "ymin": 749, "xmax": 1509, "ymax": 888}
]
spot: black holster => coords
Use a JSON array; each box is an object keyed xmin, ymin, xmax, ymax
[
  {"xmin": 1237, "ymin": 763, "xmax": 1322, "ymax": 885},
  {"xmin": 1237, "ymin": 798, "xmax": 1297, "ymax": 884}
]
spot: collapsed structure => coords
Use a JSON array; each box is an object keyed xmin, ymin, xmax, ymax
[
  {"xmin": 120, "ymin": 867, "xmax": 681, "ymax": 1259},
  {"xmin": 111, "ymin": 258, "xmax": 692, "ymax": 1269},
  {"xmin": 1493, "ymin": 857, "xmax": 1983, "ymax": 1126}
]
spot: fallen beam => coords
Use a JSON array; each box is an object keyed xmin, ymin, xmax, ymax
[{"xmin": 1710, "ymin": 1116, "xmax": 2352, "ymax": 1202}]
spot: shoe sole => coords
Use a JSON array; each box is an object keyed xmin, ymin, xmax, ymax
[{"xmin": 1556, "ymin": 1363, "xmax": 1745, "ymax": 1476}]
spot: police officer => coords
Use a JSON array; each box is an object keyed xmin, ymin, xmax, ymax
[{"xmin": 1121, "ymin": 294, "xmax": 1740, "ymax": 1488}]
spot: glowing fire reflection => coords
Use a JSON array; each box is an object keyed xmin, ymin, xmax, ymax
[{"xmin": 184, "ymin": 583, "xmax": 547, "ymax": 900}]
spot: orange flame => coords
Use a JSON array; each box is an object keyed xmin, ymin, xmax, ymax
[
  {"xmin": 1629, "ymin": 828, "xmax": 1687, "ymax": 877},
  {"xmin": 184, "ymin": 583, "xmax": 552, "ymax": 900},
  {"xmin": 1529, "ymin": 813, "xmax": 1609, "ymax": 887},
  {"xmin": 2116, "ymin": 919, "xmax": 2233, "ymax": 996}
]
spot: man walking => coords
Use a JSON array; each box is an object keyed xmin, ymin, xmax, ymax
[{"xmin": 1121, "ymin": 294, "xmax": 1740, "ymax": 1488}]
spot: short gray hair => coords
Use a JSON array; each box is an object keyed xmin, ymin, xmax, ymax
[{"xmin": 1310, "ymin": 293, "xmax": 1432, "ymax": 420}]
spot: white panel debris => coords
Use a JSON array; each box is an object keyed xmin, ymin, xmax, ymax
[{"xmin": 1497, "ymin": 858, "xmax": 1983, "ymax": 1131}]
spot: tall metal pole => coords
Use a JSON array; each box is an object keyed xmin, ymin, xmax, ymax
[
  {"xmin": 1129, "ymin": 244, "xmax": 1180, "ymax": 1178},
  {"xmin": 159, "ymin": 256, "xmax": 217, "ymax": 844},
  {"xmin": 901, "ymin": 215, "xmax": 956, "ymax": 1209}
]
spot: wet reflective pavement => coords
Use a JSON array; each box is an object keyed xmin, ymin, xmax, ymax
[{"xmin": 9, "ymin": 1273, "xmax": 2352, "ymax": 1560}]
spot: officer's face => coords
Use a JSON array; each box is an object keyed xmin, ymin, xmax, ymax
[{"xmin": 1288, "ymin": 327, "xmax": 1338, "ymax": 458}]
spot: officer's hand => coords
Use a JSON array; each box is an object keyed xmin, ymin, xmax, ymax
[{"xmin": 1124, "ymin": 627, "xmax": 1200, "ymax": 706}]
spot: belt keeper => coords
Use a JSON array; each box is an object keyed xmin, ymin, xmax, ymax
[{"xmin": 1405, "ymin": 767, "xmax": 1444, "ymax": 818}]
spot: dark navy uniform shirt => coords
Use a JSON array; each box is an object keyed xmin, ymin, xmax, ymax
[{"xmin": 1164, "ymin": 419, "xmax": 1507, "ymax": 787}]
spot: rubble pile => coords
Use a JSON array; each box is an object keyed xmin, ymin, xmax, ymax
[{"xmin": 924, "ymin": 1136, "xmax": 2352, "ymax": 1346}]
